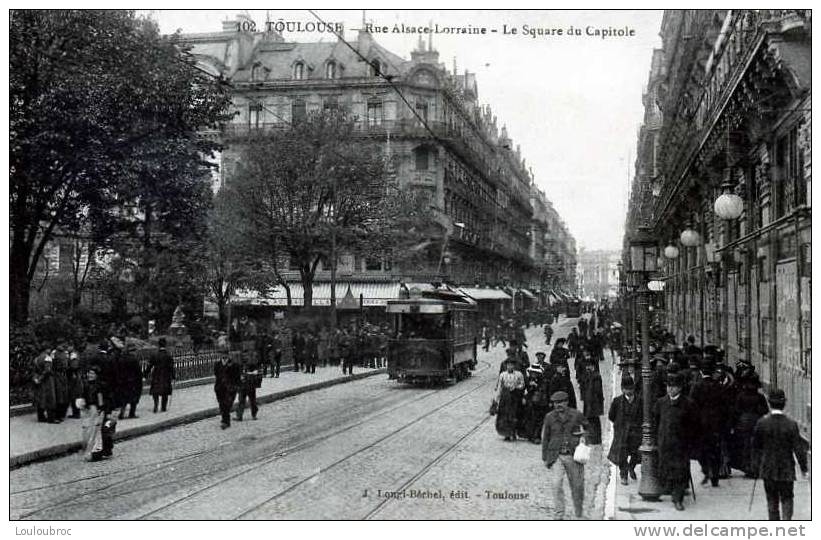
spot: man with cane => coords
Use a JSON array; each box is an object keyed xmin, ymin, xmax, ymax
[{"xmin": 750, "ymin": 389, "xmax": 809, "ymax": 520}]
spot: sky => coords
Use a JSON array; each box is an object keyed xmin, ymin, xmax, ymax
[{"xmin": 149, "ymin": 9, "xmax": 663, "ymax": 252}]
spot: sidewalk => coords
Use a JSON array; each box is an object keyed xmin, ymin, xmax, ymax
[
  {"xmin": 10, "ymin": 365, "xmax": 383, "ymax": 468},
  {"xmin": 610, "ymin": 460, "xmax": 812, "ymax": 521},
  {"xmin": 604, "ymin": 360, "xmax": 812, "ymax": 521}
]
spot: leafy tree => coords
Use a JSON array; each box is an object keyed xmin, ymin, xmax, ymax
[
  {"xmin": 10, "ymin": 10, "xmax": 231, "ymax": 323},
  {"xmin": 228, "ymin": 110, "xmax": 436, "ymax": 307},
  {"xmin": 199, "ymin": 189, "xmax": 277, "ymax": 325}
]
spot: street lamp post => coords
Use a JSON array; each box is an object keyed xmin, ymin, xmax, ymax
[{"xmin": 629, "ymin": 225, "xmax": 663, "ymax": 501}]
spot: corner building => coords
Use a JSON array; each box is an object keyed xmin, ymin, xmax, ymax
[{"xmin": 183, "ymin": 16, "xmax": 577, "ymax": 309}]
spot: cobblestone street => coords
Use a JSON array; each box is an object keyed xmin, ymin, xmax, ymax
[{"xmin": 10, "ymin": 315, "xmax": 616, "ymax": 520}]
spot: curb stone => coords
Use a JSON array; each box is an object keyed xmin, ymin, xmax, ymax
[{"xmin": 10, "ymin": 369, "xmax": 384, "ymax": 469}]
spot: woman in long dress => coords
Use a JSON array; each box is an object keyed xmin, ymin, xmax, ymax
[
  {"xmin": 495, "ymin": 360, "xmax": 525, "ymax": 441},
  {"xmin": 80, "ymin": 368, "xmax": 106, "ymax": 461}
]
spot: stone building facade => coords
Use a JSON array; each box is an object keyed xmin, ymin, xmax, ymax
[
  {"xmin": 626, "ymin": 10, "xmax": 811, "ymax": 431},
  {"xmin": 183, "ymin": 16, "xmax": 577, "ymax": 305},
  {"xmin": 578, "ymin": 249, "xmax": 621, "ymax": 300}
]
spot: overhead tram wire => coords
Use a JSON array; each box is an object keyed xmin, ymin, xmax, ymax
[{"xmin": 306, "ymin": 9, "xmax": 538, "ymax": 223}]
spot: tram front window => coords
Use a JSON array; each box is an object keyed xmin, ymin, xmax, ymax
[{"xmin": 396, "ymin": 313, "xmax": 448, "ymax": 340}]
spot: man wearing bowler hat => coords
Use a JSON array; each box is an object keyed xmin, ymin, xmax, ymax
[
  {"xmin": 689, "ymin": 356, "xmax": 724, "ymax": 487},
  {"xmin": 752, "ymin": 389, "xmax": 809, "ymax": 520},
  {"xmin": 608, "ymin": 377, "xmax": 642, "ymax": 484},
  {"xmin": 541, "ymin": 390, "xmax": 590, "ymax": 519},
  {"xmin": 654, "ymin": 371, "xmax": 699, "ymax": 511}
]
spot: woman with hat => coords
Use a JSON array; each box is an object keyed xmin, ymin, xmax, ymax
[
  {"xmin": 495, "ymin": 359, "xmax": 525, "ymax": 441},
  {"xmin": 546, "ymin": 362, "xmax": 577, "ymax": 411},
  {"xmin": 521, "ymin": 364, "xmax": 548, "ymax": 443},
  {"xmin": 549, "ymin": 338, "xmax": 569, "ymax": 369}
]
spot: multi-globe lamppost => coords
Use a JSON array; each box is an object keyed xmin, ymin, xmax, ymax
[{"xmin": 628, "ymin": 224, "xmax": 663, "ymax": 501}]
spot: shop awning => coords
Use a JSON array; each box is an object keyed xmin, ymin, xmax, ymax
[
  {"xmin": 458, "ymin": 287, "xmax": 512, "ymax": 301},
  {"xmin": 517, "ymin": 288, "xmax": 536, "ymax": 299},
  {"xmin": 231, "ymin": 282, "xmax": 402, "ymax": 307}
]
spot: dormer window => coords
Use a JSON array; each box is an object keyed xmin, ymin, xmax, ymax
[
  {"xmin": 293, "ymin": 62, "xmax": 305, "ymax": 80},
  {"xmin": 369, "ymin": 59, "xmax": 382, "ymax": 77},
  {"xmin": 326, "ymin": 61, "xmax": 337, "ymax": 79},
  {"xmin": 251, "ymin": 64, "xmax": 262, "ymax": 82}
]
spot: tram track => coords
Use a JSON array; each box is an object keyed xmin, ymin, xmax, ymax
[
  {"xmin": 232, "ymin": 368, "xmax": 495, "ymax": 520},
  {"xmin": 362, "ymin": 413, "xmax": 492, "ymax": 519},
  {"xmin": 15, "ymin": 382, "xmax": 419, "ymax": 519},
  {"xmin": 15, "ymin": 360, "xmax": 494, "ymax": 520}
]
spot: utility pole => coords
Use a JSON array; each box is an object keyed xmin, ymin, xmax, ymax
[{"xmin": 330, "ymin": 174, "xmax": 338, "ymax": 330}]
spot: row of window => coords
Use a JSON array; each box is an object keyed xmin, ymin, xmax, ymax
[
  {"xmin": 288, "ymin": 255, "xmax": 390, "ymax": 272},
  {"xmin": 245, "ymin": 97, "xmax": 431, "ymax": 129},
  {"xmin": 250, "ymin": 59, "xmax": 385, "ymax": 82}
]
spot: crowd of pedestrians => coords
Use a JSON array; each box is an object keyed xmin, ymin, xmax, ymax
[
  {"xmin": 29, "ymin": 327, "xmax": 178, "ymax": 461},
  {"xmin": 491, "ymin": 304, "xmax": 808, "ymax": 521}
]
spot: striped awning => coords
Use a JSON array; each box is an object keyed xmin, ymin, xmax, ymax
[
  {"xmin": 517, "ymin": 288, "xmax": 536, "ymax": 299},
  {"xmin": 458, "ymin": 287, "xmax": 512, "ymax": 301},
  {"xmin": 231, "ymin": 282, "xmax": 402, "ymax": 307}
]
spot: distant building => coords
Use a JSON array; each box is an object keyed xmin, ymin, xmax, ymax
[{"xmin": 577, "ymin": 249, "xmax": 620, "ymax": 300}]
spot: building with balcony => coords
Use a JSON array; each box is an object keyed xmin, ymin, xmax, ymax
[
  {"xmin": 626, "ymin": 10, "xmax": 810, "ymax": 432},
  {"xmin": 182, "ymin": 15, "xmax": 577, "ymax": 309}
]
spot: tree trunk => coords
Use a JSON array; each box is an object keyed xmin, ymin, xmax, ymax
[
  {"xmin": 300, "ymin": 265, "xmax": 313, "ymax": 308},
  {"xmin": 217, "ymin": 295, "xmax": 227, "ymax": 327},
  {"xmin": 10, "ymin": 242, "xmax": 31, "ymax": 323}
]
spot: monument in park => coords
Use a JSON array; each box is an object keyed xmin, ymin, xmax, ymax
[{"xmin": 168, "ymin": 305, "xmax": 191, "ymax": 344}]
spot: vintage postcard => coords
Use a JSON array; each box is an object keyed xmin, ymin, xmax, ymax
[{"xmin": 8, "ymin": 6, "xmax": 812, "ymax": 530}]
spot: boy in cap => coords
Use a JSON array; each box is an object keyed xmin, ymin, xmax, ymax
[
  {"xmin": 541, "ymin": 390, "xmax": 590, "ymax": 519},
  {"xmin": 752, "ymin": 389, "xmax": 809, "ymax": 520}
]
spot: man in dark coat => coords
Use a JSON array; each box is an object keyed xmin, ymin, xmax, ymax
[
  {"xmin": 145, "ymin": 338, "xmax": 175, "ymax": 413},
  {"xmin": 752, "ymin": 390, "xmax": 809, "ymax": 520},
  {"xmin": 303, "ymin": 329, "xmax": 318, "ymax": 374},
  {"xmin": 578, "ymin": 318, "xmax": 588, "ymax": 339},
  {"xmin": 270, "ymin": 328, "xmax": 283, "ymax": 378},
  {"xmin": 291, "ymin": 329, "xmax": 305, "ymax": 372},
  {"xmin": 214, "ymin": 346, "xmax": 241, "ymax": 429},
  {"xmin": 580, "ymin": 358, "xmax": 604, "ymax": 445},
  {"xmin": 589, "ymin": 330, "xmax": 605, "ymax": 366},
  {"xmin": 256, "ymin": 331, "xmax": 272, "ymax": 378},
  {"xmin": 567, "ymin": 328, "xmax": 580, "ymax": 360},
  {"xmin": 235, "ymin": 348, "xmax": 261, "ymax": 421},
  {"xmin": 689, "ymin": 358, "xmax": 724, "ymax": 487},
  {"xmin": 653, "ymin": 372, "xmax": 699, "ymax": 511},
  {"xmin": 340, "ymin": 326, "xmax": 356, "ymax": 375},
  {"xmin": 608, "ymin": 377, "xmax": 642, "ymax": 484},
  {"xmin": 118, "ymin": 343, "xmax": 143, "ymax": 419}
]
